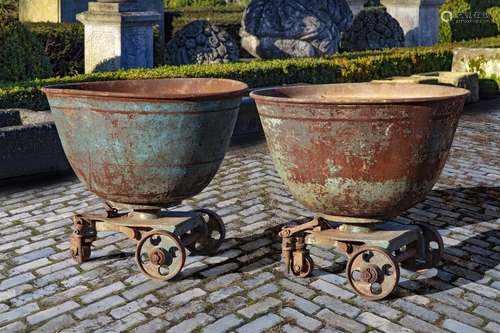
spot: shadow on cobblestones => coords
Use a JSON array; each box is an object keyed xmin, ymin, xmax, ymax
[{"xmin": 398, "ymin": 186, "xmax": 499, "ymax": 296}]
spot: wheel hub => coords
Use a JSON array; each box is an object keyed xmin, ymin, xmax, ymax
[
  {"xmin": 360, "ymin": 265, "xmax": 379, "ymax": 283},
  {"xmin": 150, "ymin": 248, "xmax": 168, "ymax": 266}
]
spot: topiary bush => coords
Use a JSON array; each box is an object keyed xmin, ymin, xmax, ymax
[
  {"xmin": 0, "ymin": 13, "xmax": 52, "ymax": 83},
  {"xmin": 449, "ymin": 11, "xmax": 498, "ymax": 42},
  {"xmin": 0, "ymin": 0, "xmax": 17, "ymax": 19},
  {"xmin": 26, "ymin": 22, "xmax": 84, "ymax": 77},
  {"xmin": 487, "ymin": 6, "xmax": 500, "ymax": 31},
  {"xmin": 439, "ymin": 0, "xmax": 470, "ymax": 43},
  {"xmin": 439, "ymin": 0, "xmax": 500, "ymax": 42}
]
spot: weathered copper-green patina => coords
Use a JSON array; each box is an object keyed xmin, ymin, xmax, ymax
[
  {"xmin": 43, "ymin": 78, "xmax": 248, "ymax": 206},
  {"xmin": 251, "ymin": 83, "xmax": 469, "ymax": 219}
]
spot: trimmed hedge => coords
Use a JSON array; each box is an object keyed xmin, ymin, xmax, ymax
[
  {"xmin": 24, "ymin": 22, "xmax": 167, "ymax": 76},
  {"xmin": 439, "ymin": 0, "xmax": 500, "ymax": 42},
  {"xmin": 2, "ymin": 36, "xmax": 500, "ymax": 110},
  {"xmin": 165, "ymin": 0, "xmax": 226, "ymax": 8},
  {"xmin": 488, "ymin": 7, "xmax": 500, "ymax": 31},
  {"xmin": 0, "ymin": 0, "xmax": 17, "ymax": 18},
  {"xmin": 469, "ymin": 0, "xmax": 500, "ymax": 10},
  {"xmin": 26, "ymin": 23, "xmax": 84, "ymax": 77},
  {"xmin": 0, "ymin": 14, "xmax": 52, "ymax": 83}
]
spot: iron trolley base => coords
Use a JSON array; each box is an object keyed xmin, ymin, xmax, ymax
[
  {"xmin": 69, "ymin": 203, "xmax": 225, "ymax": 281},
  {"xmin": 280, "ymin": 214, "xmax": 444, "ymax": 300}
]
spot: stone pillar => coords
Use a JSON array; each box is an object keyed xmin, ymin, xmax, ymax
[
  {"xmin": 20, "ymin": 0, "xmax": 164, "ymax": 31},
  {"xmin": 346, "ymin": 0, "xmax": 444, "ymax": 47},
  {"xmin": 77, "ymin": 1, "xmax": 160, "ymax": 73}
]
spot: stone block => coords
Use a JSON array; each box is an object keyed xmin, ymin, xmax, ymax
[
  {"xmin": 452, "ymin": 48, "xmax": 500, "ymax": 78},
  {"xmin": 77, "ymin": 3, "xmax": 160, "ymax": 73},
  {"xmin": 411, "ymin": 71, "xmax": 479, "ymax": 103},
  {"xmin": 438, "ymin": 72, "xmax": 480, "ymax": 103},
  {"xmin": 0, "ymin": 111, "xmax": 21, "ymax": 128},
  {"xmin": 372, "ymin": 71, "xmax": 479, "ymax": 104},
  {"xmin": 19, "ymin": 0, "xmax": 88, "ymax": 23},
  {"xmin": 233, "ymin": 97, "xmax": 261, "ymax": 136},
  {"xmin": 0, "ymin": 122, "xmax": 70, "ymax": 180}
]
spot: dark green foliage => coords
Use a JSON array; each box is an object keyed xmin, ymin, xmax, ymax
[
  {"xmin": 449, "ymin": 11, "xmax": 498, "ymax": 42},
  {"xmin": 0, "ymin": 14, "xmax": 52, "ymax": 83},
  {"xmin": 165, "ymin": 0, "xmax": 226, "ymax": 8},
  {"xmin": 0, "ymin": 0, "xmax": 17, "ymax": 18},
  {"xmin": 488, "ymin": 6, "xmax": 500, "ymax": 30},
  {"xmin": 26, "ymin": 22, "xmax": 84, "ymax": 76},
  {"xmin": 2, "ymin": 36, "xmax": 500, "ymax": 110},
  {"xmin": 439, "ymin": 0, "xmax": 500, "ymax": 42},
  {"xmin": 439, "ymin": 0, "xmax": 470, "ymax": 42},
  {"xmin": 469, "ymin": 0, "xmax": 500, "ymax": 10},
  {"xmin": 27, "ymin": 22, "xmax": 167, "ymax": 76},
  {"xmin": 479, "ymin": 78, "xmax": 500, "ymax": 98}
]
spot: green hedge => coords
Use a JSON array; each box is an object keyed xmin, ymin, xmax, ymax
[
  {"xmin": 26, "ymin": 23, "xmax": 84, "ymax": 77},
  {"xmin": 25, "ymin": 22, "xmax": 167, "ymax": 76},
  {"xmin": 2, "ymin": 36, "xmax": 500, "ymax": 110},
  {"xmin": 469, "ymin": 0, "xmax": 500, "ymax": 10},
  {"xmin": 165, "ymin": 0, "xmax": 226, "ymax": 8},
  {"xmin": 0, "ymin": 0, "xmax": 17, "ymax": 18},
  {"xmin": 439, "ymin": 0, "xmax": 500, "ymax": 42},
  {"xmin": 0, "ymin": 14, "xmax": 52, "ymax": 83},
  {"xmin": 488, "ymin": 6, "xmax": 500, "ymax": 30}
]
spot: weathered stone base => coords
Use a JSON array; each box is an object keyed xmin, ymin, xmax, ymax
[
  {"xmin": 452, "ymin": 48, "xmax": 500, "ymax": 77},
  {"xmin": 77, "ymin": 2, "xmax": 159, "ymax": 73},
  {"xmin": 0, "ymin": 114, "xmax": 70, "ymax": 179},
  {"xmin": 372, "ymin": 71, "xmax": 480, "ymax": 104}
]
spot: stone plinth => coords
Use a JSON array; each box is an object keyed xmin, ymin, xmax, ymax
[
  {"xmin": 19, "ymin": 0, "xmax": 164, "ymax": 43},
  {"xmin": 346, "ymin": 0, "xmax": 444, "ymax": 46},
  {"xmin": 77, "ymin": 2, "xmax": 160, "ymax": 73}
]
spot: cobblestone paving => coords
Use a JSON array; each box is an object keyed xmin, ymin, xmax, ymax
[{"xmin": 0, "ymin": 101, "xmax": 499, "ymax": 333}]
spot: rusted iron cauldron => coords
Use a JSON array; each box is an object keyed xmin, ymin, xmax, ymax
[
  {"xmin": 44, "ymin": 78, "xmax": 248, "ymax": 206},
  {"xmin": 251, "ymin": 83, "xmax": 469, "ymax": 300},
  {"xmin": 43, "ymin": 78, "xmax": 248, "ymax": 281},
  {"xmin": 251, "ymin": 83, "xmax": 469, "ymax": 218}
]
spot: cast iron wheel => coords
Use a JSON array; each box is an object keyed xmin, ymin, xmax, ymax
[
  {"xmin": 135, "ymin": 230, "xmax": 186, "ymax": 281},
  {"xmin": 185, "ymin": 209, "xmax": 225, "ymax": 255},
  {"xmin": 414, "ymin": 223, "xmax": 444, "ymax": 270},
  {"xmin": 347, "ymin": 246, "xmax": 400, "ymax": 300},
  {"xmin": 290, "ymin": 254, "xmax": 314, "ymax": 278}
]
